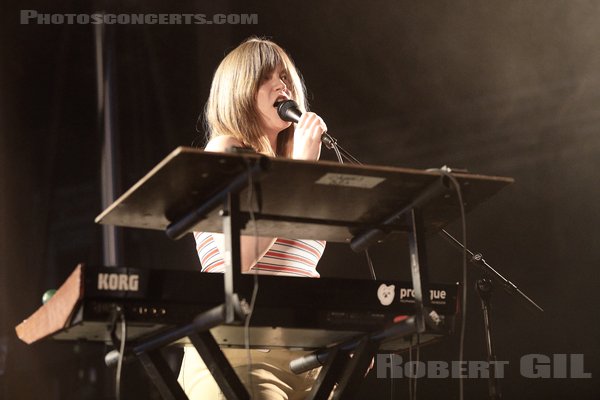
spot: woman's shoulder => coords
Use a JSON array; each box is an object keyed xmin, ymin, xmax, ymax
[{"xmin": 204, "ymin": 135, "xmax": 245, "ymax": 153}]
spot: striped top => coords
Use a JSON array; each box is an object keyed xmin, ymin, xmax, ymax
[{"xmin": 193, "ymin": 232, "xmax": 325, "ymax": 278}]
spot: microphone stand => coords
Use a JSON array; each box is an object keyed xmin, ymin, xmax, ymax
[
  {"xmin": 439, "ymin": 228, "xmax": 544, "ymax": 400},
  {"xmin": 476, "ymin": 278, "xmax": 500, "ymax": 399}
]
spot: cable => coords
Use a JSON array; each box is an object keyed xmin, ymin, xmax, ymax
[
  {"xmin": 447, "ymin": 175, "xmax": 467, "ymax": 400},
  {"xmin": 115, "ymin": 309, "xmax": 127, "ymax": 400},
  {"xmin": 330, "ymin": 142, "xmax": 378, "ymax": 282},
  {"xmin": 324, "ymin": 135, "xmax": 362, "ymax": 165},
  {"xmin": 428, "ymin": 167, "xmax": 468, "ymax": 400},
  {"xmin": 332, "ymin": 144, "xmax": 344, "ymax": 164},
  {"xmin": 242, "ymin": 157, "xmax": 260, "ymax": 399}
]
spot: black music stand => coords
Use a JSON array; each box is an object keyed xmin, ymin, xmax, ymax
[{"xmin": 96, "ymin": 147, "xmax": 513, "ymax": 400}]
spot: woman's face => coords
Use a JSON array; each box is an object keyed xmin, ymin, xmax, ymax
[{"xmin": 255, "ymin": 66, "xmax": 293, "ymax": 135}]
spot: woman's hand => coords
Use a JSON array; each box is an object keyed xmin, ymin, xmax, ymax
[{"xmin": 292, "ymin": 112, "xmax": 327, "ymax": 161}]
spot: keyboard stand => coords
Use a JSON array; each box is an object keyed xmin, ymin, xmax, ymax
[
  {"xmin": 91, "ymin": 147, "xmax": 514, "ymax": 399},
  {"xmin": 143, "ymin": 174, "xmax": 444, "ymax": 399}
]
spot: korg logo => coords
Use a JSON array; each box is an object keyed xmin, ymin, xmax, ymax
[{"xmin": 97, "ymin": 273, "xmax": 140, "ymax": 292}]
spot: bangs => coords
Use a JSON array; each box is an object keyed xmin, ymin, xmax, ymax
[
  {"xmin": 254, "ymin": 42, "xmax": 288, "ymax": 83},
  {"xmin": 232, "ymin": 38, "xmax": 305, "ymax": 107}
]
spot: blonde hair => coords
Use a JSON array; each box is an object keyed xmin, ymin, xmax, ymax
[{"xmin": 204, "ymin": 37, "xmax": 307, "ymax": 156}]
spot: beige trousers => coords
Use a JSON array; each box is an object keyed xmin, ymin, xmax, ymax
[{"xmin": 178, "ymin": 347, "xmax": 321, "ymax": 400}]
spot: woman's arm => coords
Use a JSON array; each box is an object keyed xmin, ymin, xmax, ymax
[{"xmin": 203, "ymin": 135, "xmax": 277, "ymax": 273}]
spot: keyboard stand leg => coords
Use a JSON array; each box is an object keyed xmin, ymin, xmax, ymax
[
  {"xmin": 307, "ymin": 347, "xmax": 346, "ymax": 400},
  {"xmin": 188, "ymin": 331, "xmax": 250, "ymax": 400},
  {"xmin": 138, "ymin": 349, "xmax": 189, "ymax": 400},
  {"xmin": 331, "ymin": 337, "xmax": 379, "ymax": 400},
  {"xmin": 132, "ymin": 303, "xmax": 248, "ymax": 400},
  {"xmin": 306, "ymin": 336, "xmax": 379, "ymax": 400}
]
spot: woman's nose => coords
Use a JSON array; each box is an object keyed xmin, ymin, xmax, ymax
[{"xmin": 274, "ymin": 77, "xmax": 287, "ymax": 91}]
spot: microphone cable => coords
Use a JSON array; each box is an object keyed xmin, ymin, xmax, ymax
[
  {"xmin": 317, "ymin": 120, "xmax": 376, "ymax": 281},
  {"xmin": 242, "ymin": 155, "xmax": 260, "ymax": 399}
]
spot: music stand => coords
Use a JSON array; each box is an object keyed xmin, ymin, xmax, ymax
[{"xmin": 95, "ymin": 146, "xmax": 513, "ymax": 399}]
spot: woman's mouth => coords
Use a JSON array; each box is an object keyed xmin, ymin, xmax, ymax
[{"xmin": 273, "ymin": 95, "xmax": 290, "ymax": 107}]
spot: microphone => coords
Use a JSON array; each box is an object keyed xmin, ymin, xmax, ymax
[{"xmin": 275, "ymin": 100, "xmax": 336, "ymax": 149}]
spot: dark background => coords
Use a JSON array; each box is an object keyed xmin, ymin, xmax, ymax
[{"xmin": 1, "ymin": 0, "xmax": 599, "ymax": 399}]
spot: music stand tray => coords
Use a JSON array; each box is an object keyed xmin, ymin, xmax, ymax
[{"xmin": 96, "ymin": 147, "xmax": 513, "ymax": 241}]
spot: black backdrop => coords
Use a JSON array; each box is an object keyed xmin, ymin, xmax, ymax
[{"xmin": 1, "ymin": 1, "xmax": 599, "ymax": 399}]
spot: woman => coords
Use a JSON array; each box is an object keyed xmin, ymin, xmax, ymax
[{"xmin": 178, "ymin": 37, "xmax": 328, "ymax": 399}]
